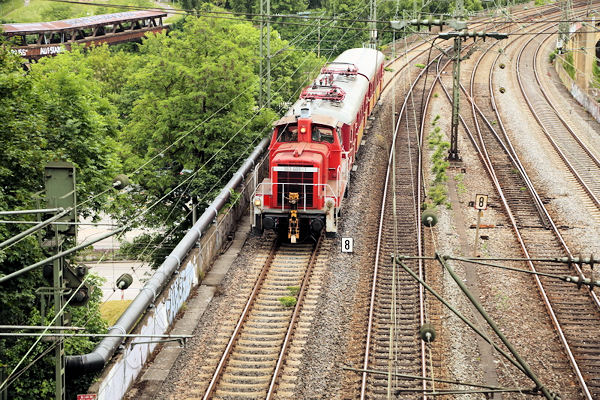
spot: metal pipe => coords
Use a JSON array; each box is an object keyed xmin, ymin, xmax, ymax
[
  {"xmin": 0, "ymin": 221, "xmax": 118, "ymax": 226},
  {"xmin": 66, "ymin": 137, "xmax": 269, "ymax": 374},
  {"xmin": 0, "ymin": 208, "xmax": 64, "ymax": 215},
  {"xmin": 0, "ymin": 333, "xmax": 192, "ymax": 339},
  {"xmin": 0, "ymin": 325, "xmax": 85, "ymax": 331},
  {"xmin": 0, "ymin": 208, "xmax": 69, "ymax": 250}
]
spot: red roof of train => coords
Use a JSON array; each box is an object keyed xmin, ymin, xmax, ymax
[{"xmin": 2, "ymin": 10, "xmax": 166, "ymax": 34}]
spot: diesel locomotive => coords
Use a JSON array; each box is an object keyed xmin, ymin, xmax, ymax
[{"xmin": 252, "ymin": 48, "xmax": 385, "ymax": 242}]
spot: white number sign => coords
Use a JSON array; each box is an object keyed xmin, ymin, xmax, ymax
[
  {"xmin": 474, "ymin": 194, "xmax": 488, "ymax": 210},
  {"xmin": 341, "ymin": 237, "xmax": 354, "ymax": 253}
]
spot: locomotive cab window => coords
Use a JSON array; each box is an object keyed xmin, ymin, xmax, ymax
[
  {"xmin": 278, "ymin": 125, "xmax": 298, "ymax": 142},
  {"xmin": 312, "ymin": 126, "xmax": 335, "ymax": 144}
]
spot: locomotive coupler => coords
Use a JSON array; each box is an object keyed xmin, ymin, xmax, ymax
[{"xmin": 288, "ymin": 192, "xmax": 300, "ymax": 243}]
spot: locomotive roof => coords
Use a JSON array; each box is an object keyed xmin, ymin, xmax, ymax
[
  {"xmin": 2, "ymin": 10, "xmax": 166, "ymax": 34},
  {"xmin": 285, "ymin": 48, "xmax": 385, "ymax": 126}
]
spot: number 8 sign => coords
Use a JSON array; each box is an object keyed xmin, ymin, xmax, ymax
[
  {"xmin": 341, "ymin": 237, "xmax": 354, "ymax": 253},
  {"xmin": 474, "ymin": 194, "xmax": 488, "ymax": 210}
]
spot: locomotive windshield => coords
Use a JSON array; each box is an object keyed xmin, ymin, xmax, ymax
[
  {"xmin": 278, "ymin": 125, "xmax": 298, "ymax": 142},
  {"xmin": 312, "ymin": 125, "xmax": 335, "ymax": 144}
]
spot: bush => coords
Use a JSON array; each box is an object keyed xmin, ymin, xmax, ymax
[{"xmin": 278, "ymin": 296, "xmax": 297, "ymax": 307}]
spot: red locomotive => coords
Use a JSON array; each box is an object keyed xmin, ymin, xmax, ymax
[{"xmin": 252, "ymin": 48, "xmax": 385, "ymax": 242}]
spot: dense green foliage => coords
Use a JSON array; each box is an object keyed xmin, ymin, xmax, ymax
[{"xmin": 0, "ymin": 43, "xmax": 112, "ymax": 399}]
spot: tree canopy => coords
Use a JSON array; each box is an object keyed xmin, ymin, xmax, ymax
[{"xmin": 0, "ymin": 43, "xmax": 113, "ymax": 399}]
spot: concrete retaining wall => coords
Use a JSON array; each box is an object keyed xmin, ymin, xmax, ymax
[
  {"xmin": 88, "ymin": 155, "xmax": 269, "ymax": 399},
  {"xmin": 554, "ymin": 55, "xmax": 600, "ymax": 124}
]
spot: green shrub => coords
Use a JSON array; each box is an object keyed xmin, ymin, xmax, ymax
[
  {"xmin": 426, "ymin": 121, "xmax": 451, "ymax": 209},
  {"xmin": 278, "ymin": 296, "xmax": 297, "ymax": 307},
  {"xmin": 286, "ymin": 286, "xmax": 300, "ymax": 296},
  {"xmin": 549, "ymin": 49, "xmax": 558, "ymax": 63}
]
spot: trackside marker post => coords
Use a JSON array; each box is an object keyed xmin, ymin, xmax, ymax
[
  {"xmin": 473, "ymin": 194, "xmax": 488, "ymax": 257},
  {"xmin": 341, "ymin": 237, "xmax": 354, "ymax": 253}
]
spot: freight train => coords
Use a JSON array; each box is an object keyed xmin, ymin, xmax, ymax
[{"xmin": 252, "ymin": 48, "xmax": 385, "ymax": 242}]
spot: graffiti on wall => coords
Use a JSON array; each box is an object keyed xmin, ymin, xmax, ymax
[
  {"xmin": 96, "ymin": 258, "xmax": 198, "ymax": 400},
  {"xmin": 571, "ymin": 83, "xmax": 600, "ymax": 124}
]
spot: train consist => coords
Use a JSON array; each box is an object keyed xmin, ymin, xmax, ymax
[{"xmin": 252, "ymin": 48, "xmax": 385, "ymax": 242}]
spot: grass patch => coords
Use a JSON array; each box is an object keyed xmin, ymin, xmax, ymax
[
  {"xmin": 278, "ymin": 296, "xmax": 297, "ymax": 307},
  {"xmin": 592, "ymin": 61, "xmax": 600, "ymax": 89},
  {"xmin": 286, "ymin": 286, "xmax": 300, "ymax": 296},
  {"xmin": 454, "ymin": 173, "xmax": 467, "ymax": 195},
  {"xmin": 100, "ymin": 300, "xmax": 132, "ymax": 325},
  {"xmin": 425, "ymin": 120, "xmax": 451, "ymax": 209},
  {"xmin": 0, "ymin": 0, "xmax": 25, "ymax": 20}
]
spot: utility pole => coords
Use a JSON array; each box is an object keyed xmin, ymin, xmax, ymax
[
  {"xmin": 369, "ymin": 0, "xmax": 377, "ymax": 49},
  {"xmin": 558, "ymin": 0, "xmax": 572, "ymax": 52},
  {"xmin": 449, "ymin": 0, "xmax": 465, "ymax": 162},
  {"xmin": 449, "ymin": 32, "xmax": 463, "ymax": 161},
  {"xmin": 439, "ymin": 31, "xmax": 508, "ymax": 161},
  {"xmin": 44, "ymin": 162, "xmax": 76, "ymax": 400},
  {"xmin": 259, "ymin": 0, "xmax": 271, "ymax": 108}
]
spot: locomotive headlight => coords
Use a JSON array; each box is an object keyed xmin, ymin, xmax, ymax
[
  {"xmin": 254, "ymin": 197, "xmax": 262, "ymax": 207},
  {"xmin": 300, "ymin": 127, "xmax": 306, "ymax": 133}
]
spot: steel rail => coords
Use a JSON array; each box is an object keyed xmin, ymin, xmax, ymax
[
  {"xmin": 480, "ymin": 12, "xmax": 595, "ymax": 399},
  {"xmin": 265, "ymin": 231, "xmax": 324, "ymax": 399},
  {"xmin": 433, "ymin": 7, "xmax": 590, "ymax": 398},
  {"xmin": 464, "ymin": 19, "xmax": 552, "ymax": 228},
  {"xmin": 517, "ymin": 29, "xmax": 600, "ymax": 211},
  {"xmin": 359, "ymin": 11, "xmax": 531, "ymax": 398},
  {"xmin": 532, "ymin": 40, "xmax": 600, "ymax": 170},
  {"xmin": 201, "ymin": 240, "xmax": 278, "ymax": 400},
  {"xmin": 360, "ymin": 49, "xmax": 444, "ymax": 399},
  {"xmin": 496, "ymin": 20, "xmax": 600, "ymax": 310}
]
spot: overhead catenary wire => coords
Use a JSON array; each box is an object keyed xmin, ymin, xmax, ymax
[{"xmin": 45, "ymin": 0, "xmax": 600, "ymax": 25}]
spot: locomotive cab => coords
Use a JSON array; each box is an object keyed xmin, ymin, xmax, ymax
[{"xmin": 253, "ymin": 108, "xmax": 348, "ymax": 241}]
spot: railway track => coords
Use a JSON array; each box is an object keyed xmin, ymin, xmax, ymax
[
  {"xmin": 195, "ymin": 234, "xmax": 329, "ymax": 399},
  {"xmin": 516, "ymin": 26, "xmax": 600, "ymax": 216},
  {"xmin": 131, "ymin": 4, "xmax": 600, "ymax": 400},
  {"xmin": 359, "ymin": 48, "xmax": 445, "ymax": 398},
  {"xmin": 357, "ymin": 9, "xmax": 551, "ymax": 397},
  {"xmin": 448, "ymin": 9, "xmax": 600, "ymax": 398}
]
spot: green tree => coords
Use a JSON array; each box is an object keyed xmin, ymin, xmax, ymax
[
  {"xmin": 111, "ymin": 12, "xmax": 274, "ymax": 263},
  {"xmin": 0, "ymin": 43, "xmax": 116, "ymax": 399}
]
